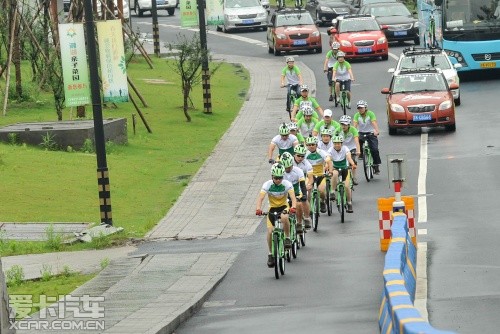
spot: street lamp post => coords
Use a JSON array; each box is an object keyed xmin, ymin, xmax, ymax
[
  {"xmin": 196, "ymin": 0, "xmax": 212, "ymax": 113},
  {"xmin": 83, "ymin": 0, "xmax": 113, "ymax": 226}
]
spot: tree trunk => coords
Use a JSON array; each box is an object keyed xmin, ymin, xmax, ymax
[
  {"xmin": 13, "ymin": 9, "xmax": 22, "ymax": 99},
  {"xmin": 183, "ymin": 82, "xmax": 191, "ymax": 122}
]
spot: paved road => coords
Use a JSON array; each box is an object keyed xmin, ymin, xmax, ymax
[{"xmin": 131, "ymin": 11, "xmax": 500, "ymax": 333}]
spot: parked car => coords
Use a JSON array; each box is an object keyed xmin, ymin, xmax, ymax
[
  {"xmin": 359, "ymin": 2, "xmax": 419, "ymax": 44},
  {"xmin": 216, "ymin": 0, "xmax": 268, "ymax": 33},
  {"xmin": 381, "ymin": 68, "xmax": 458, "ymax": 135},
  {"xmin": 267, "ymin": 9, "xmax": 322, "ymax": 56},
  {"xmin": 130, "ymin": 0, "xmax": 176, "ymax": 16},
  {"xmin": 388, "ymin": 47, "xmax": 462, "ymax": 105},
  {"xmin": 345, "ymin": 0, "xmax": 397, "ymax": 14},
  {"xmin": 329, "ymin": 14, "xmax": 388, "ymax": 60},
  {"xmin": 304, "ymin": 0, "xmax": 350, "ymax": 26}
]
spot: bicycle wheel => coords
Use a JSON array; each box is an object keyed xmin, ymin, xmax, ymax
[
  {"xmin": 363, "ymin": 148, "xmax": 371, "ymax": 182},
  {"xmin": 338, "ymin": 186, "xmax": 345, "ymax": 223},
  {"xmin": 279, "ymin": 236, "xmax": 286, "ymax": 275},
  {"xmin": 326, "ymin": 179, "xmax": 332, "ymax": 216},
  {"xmin": 292, "ymin": 239, "xmax": 298, "ymax": 259},
  {"xmin": 313, "ymin": 192, "xmax": 320, "ymax": 232},
  {"xmin": 341, "ymin": 92, "xmax": 347, "ymax": 115},
  {"xmin": 273, "ymin": 233, "xmax": 280, "ymax": 279},
  {"xmin": 299, "ymin": 229, "xmax": 306, "ymax": 246}
]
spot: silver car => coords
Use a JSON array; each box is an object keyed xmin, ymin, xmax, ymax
[
  {"xmin": 217, "ymin": 0, "xmax": 268, "ymax": 33},
  {"xmin": 388, "ymin": 47, "xmax": 462, "ymax": 105}
]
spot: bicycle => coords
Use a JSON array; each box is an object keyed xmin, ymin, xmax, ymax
[
  {"xmin": 326, "ymin": 68, "xmax": 337, "ymax": 105},
  {"xmin": 261, "ymin": 211, "xmax": 287, "ymax": 279},
  {"xmin": 360, "ymin": 132, "xmax": 375, "ymax": 182},
  {"xmin": 334, "ymin": 167, "xmax": 353, "ymax": 223},
  {"xmin": 324, "ymin": 173, "xmax": 333, "ymax": 216},
  {"xmin": 287, "ymin": 212, "xmax": 298, "ymax": 261},
  {"xmin": 422, "ymin": 7, "xmax": 439, "ymax": 48},
  {"xmin": 310, "ymin": 175, "xmax": 321, "ymax": 232},
  {"xmin": 284, "ymin": 84, "xmax": 299, "ymax": 120},
  {"xmin": 335, "ymin": 79, "xmax": 349, "ymax": 116}
]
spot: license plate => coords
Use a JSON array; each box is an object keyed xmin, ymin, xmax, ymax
[
  {"xmin": 358, "ymin": 47, "xmax": 372, "ymax": 53},
  {"xmin": 242, "ymin": 19, "xmax": 254, "ymax": 24},
  {"xmin": 293, "ymin": 40, "xmax": 307, "ymax": 46},
  {"xmin": 394, "ymin": 30, "xmax": 407, "ymax": 36},
  {"xmin": 480, "ymin": 62, "xmax": 496, "ymax": 68},
  {"xmin": 413, "ymin": 114, "xmax": 432, "ymax": 121}
]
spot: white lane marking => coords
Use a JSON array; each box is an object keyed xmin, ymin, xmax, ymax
[
  {"xmin": 415, "ymin": 133, "xmax": 429, "ymax": 321},
  {"xmin": 418, "ymin": 228, "xmax": 428, "ymax": 235}
]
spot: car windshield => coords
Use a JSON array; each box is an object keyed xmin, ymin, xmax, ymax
[
  {"xmin": 392, "ymin": 74, "xmax": 448, "ymax": 93},
  {"xmin": 339, "ymin": 18, "xmax": 380, "ymax": 32},
  {"xmin": 276, "ymin": 13, "xmax": 315, "ymax": 26},
  {"xmin": 399, "ymin": 55, "xmax": 452, "ymax": 70},
  {"xmin": 225, "ymin": 0, "xmax": 261, "ymax": 8},
  {"xmin": 368, "ymin": 4, "xmax": 411, "ymax": 17}
]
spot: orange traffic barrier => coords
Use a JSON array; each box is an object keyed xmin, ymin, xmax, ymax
[{"xmin": 378, "ymin": 196, "xmax": 416, "ymax": 251}]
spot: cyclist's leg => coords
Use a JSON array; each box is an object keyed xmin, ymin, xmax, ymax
[
  {"xmin": 345, "ymin": 80, "xmax": 352, "ymax": 108},
  {"xmin": 286, "ymin": 85, "xmax": 292, "ymax": 111},
  {"xmin": 281, "ymin": 211, "xmax": 291, "ymax": 248},
  {"xmin": 266, "ymin": 214, "xmax": 275, "ymax": 253},
  {"xmin": 344, "ymin": 170, "xmax": 352, "ymax": 202},
  {"xmin": 334, "ymin": 80, "xmax": 340, "ymax": 101},
  {"xmin": 331, "ymin": 169, "xmax": 339, "ymax": 194},
  {"xmin": 369, "ymin": 135, "xmax": 381, "ymax": 165},
  {"xmin": 292, "ymin": 84, "xmax": 300, "ymax": 98},
  {"xmin": 327, "ymin": 69, "xmax": 334, "ymax": 98},
  {"xmin": 350, "ymin": 149, "xmax": 358, "ymax": 184}
]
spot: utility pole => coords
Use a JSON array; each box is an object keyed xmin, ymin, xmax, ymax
[
  {"xmin": 196, "ymin": 0, "xmax": 212, "ymax": 113},
  {"xmin": 83, "ymin": 0, "xmax": 113, "ymax": 226},
  {"xmin": 151, "ymin": 0, "xmax": 160, "ymax": 56}
]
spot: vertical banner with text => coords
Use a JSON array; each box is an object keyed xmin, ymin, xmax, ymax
[
  {"xmin": 96, "ymin": 20, "xmax": 129, "ymax": 103},
  {"xmin": 206, "ymin": 0, "xmax": 224, "ymax": 25},
  {"xmin": 180, "ymin": 0, "xmax": 199, "ymax": 27},
  {"xmin": 59, "ymin": 23, "xmax": 91, "ymax": 107}
]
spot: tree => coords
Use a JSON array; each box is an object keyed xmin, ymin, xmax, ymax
[{"xmin": 167, "ymin": 33, "xmax": 220, "ymax": 122}]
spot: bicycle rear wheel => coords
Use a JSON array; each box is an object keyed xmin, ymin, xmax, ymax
[
  {"xmin": 273, "ymin": 233, "xmax": 280, "ymax": 279},
  {"xmin": 279, "ymin": 236, "xmax": 286, "ymax": 275},
  {"xmin": 363, "ymin": 149, "xmax": 371, "ymax": 182},
  {"xmin": 341, "ymin": 92, "xmax": 347, "ymax": 115},
  {"xmin": 338, "ymin": 186, "xmax": 345, "ymax": 223},
  {"xmin": 326, "ymin": 179, "xmax": 332, "ymax": 216},
  {"xmin": 299, "ymin": 229, "xmax": 306, "ymax": 246},
  {"xmin": 313, "ymin": 192, "xmax": 320, "ymax": 232}
]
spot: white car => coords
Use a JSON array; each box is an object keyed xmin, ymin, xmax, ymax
[
  {"xmin": 130, "ymin": 0, "xmax": 177, "ymax": 16},
  {"xmin": 64, "ymin": 0, "xmax": 130, "ymax": 20},
  {"xmin": 217, "ymin": 0, "xmax": 268, "ymax": 33},
  {"xmin": 388, "ymin": 47, "xmax": 462, "ymax": 105}
]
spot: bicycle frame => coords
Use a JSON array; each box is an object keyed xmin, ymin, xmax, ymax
[
  {"xmin": 336, "ymin": 80, "xmax": 349, "ymax": 115},
  {"xmin": 335, "ymin": 167, "xmax": 352, "ymax": 223},
  {"xmin": 310, "ymin": 176, "xmax": 321, "ymax": 232},
  {"xmin": 267, "ymin": 211, "xmax": 286, "ymax": 279},
  {"xmin": 285, "ymin": 84, "xmax": 298, "ymax": 120}
]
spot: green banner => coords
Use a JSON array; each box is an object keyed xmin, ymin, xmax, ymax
[
  {"xmin": 96, "ymin": 20, "xmax": 129, "ymax": 103},
  {"xmin": 180, "ymin": 0, "xmax": 199, "ymax": 27},
  {"xmin": 59, "ymin": 23, "xmax": 91, "ymax": 107},
  {"xmin": 206, "ymin": 0, "xmax": 224, "ymax": 25}
]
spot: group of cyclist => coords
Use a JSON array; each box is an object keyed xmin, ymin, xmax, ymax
[{"xmin": 256, "ymin": 52, "xmax": 382, "ymax": 268}]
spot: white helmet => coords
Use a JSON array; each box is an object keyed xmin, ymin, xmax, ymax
[
  {"xmin": 357, "ymin": 100, "xmax": 368, "ymax": 108},
  {"xmin": 339, "ymin": 115, "xmax": 351, "ymax": 125},
  {"xmin": 337, "ymin": 51, "xmax": 346, "ymax": 58},
  {"xmin": 331, "ymin": 42, "xmax": 340, "ymax": 49},
  {"xmin": 286, "ymin": 56, "xmax": 295, "ymax": 63},
  {"xmin": 288, "ymin": 122, "xmax": 298, "ymax": 131},
  {"xmin": 300, "ymin": 84, "xmax": 309, "ymax": 92},
  {"xmin": 301, "ymin": 106, "xmax": 314, "ymax": 116}
]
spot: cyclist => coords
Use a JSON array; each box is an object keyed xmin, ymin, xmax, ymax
[
  {"xmin": 293, "ymin": 144, "xmax": 313, "ymax": 229},
  {"xmin": 331, "ymin": 51, "xmax": 355, "ymax": 109},
  {"xmin": 352, "ymin": 100, "xmax": 381, "ymax": 174},
  {"xmin": 329, "ymin": 135, "xmax": 357, "ymax": 213},
  {"xmin": 256, "ymin": 163, "xmax": 297, "ymax": 267},
  {"xmin": 296, "ymin": 106, "xmax": 318, "ymax": 138},
  {"xmin": 280, "ymin": 57, "xmax": 303, "ymax": 114},
  {"xmin": 318, "ymin": 126, "xmax": 333, "ymax": 152},
  {"xmin": 268, "ymin": 123, "xmax": 299, "ymax": 164},
  {"xmin": 304, "ymin": 135, "xmax": 333, "ymax": 214},
  {"xmin": 338, "ymin": 115, "xmax": 361, "ymax": 185},
  {"xmin": 312, "ymin": 109, "xmax": 341, "ymax": 138},
  {"xmin": 288, "ymin": 122, "xmax": 304, "ymax": 144},
  {"xmin": 291, "ymin": 84, "xmax": 324, "ymax": 122},
  {"xmin": 323, "ymin": 42, "xmax": 341, "ymax": 102},
  {"xmin": 281, "ymin": 152, "xmax": 308, "ymax": 233}
]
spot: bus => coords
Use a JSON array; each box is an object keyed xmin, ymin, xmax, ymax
[{"xmin": 434, "ymin": 0, "xmax": 500, "ymax": 72}]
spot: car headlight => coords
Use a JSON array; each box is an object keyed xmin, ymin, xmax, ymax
[
  {"xmin": 340, "ymin": 40, "xmax": 351, "ymax": 47},
  {"xmin": 276, "ymin": 33, "xmax": 287, "ymax": 40},
  {"xmin": 390, "ymin": 104, "xmax": 404, "ymax": 112},
  {"xmin": 227, "ymin": 15, "xmax": 238, "ymax": 20},
  {"xmin": 377, "ymin": 37, "xmax": 387, "ymax": 44},
  {"xmin": 413, "ymin": 22, "xmax": 419, "ymax": 28},
  {"xmin": 312, "ymin": 31, "xmax": 320, "ymax": 37},
  {"xmin": 257, "ymin": 11, "xmax": 267, "ymax": 18},
  {"xmin": 445, "ymin": 49, "xmax": 467, "ymax": 67},
  {"xmin": 439, "ymin": 100, "xmax": 453, "ymax": 110},
  {"xmin": 320, "ymin": 6, "xmax": 333, "ymax": 12}
]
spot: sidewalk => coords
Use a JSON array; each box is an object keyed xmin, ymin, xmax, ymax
[{"xmin": 4, "ymin": 53, "xmax": 317, "ymax": 333}]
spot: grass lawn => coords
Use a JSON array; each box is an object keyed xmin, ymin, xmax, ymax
[
  {"xmin": 7, "ymin": 272, "xmax": 97, "ymax": 319},
  {"xmin": 0, "ymin": 56, "xmax": 250, "ymax": 256}
]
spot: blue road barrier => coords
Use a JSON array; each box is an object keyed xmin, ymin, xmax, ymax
[{"xmin": 379, "ymin": 214, "xmax": 455, "ymax": 334}]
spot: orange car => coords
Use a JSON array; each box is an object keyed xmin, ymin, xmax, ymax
[
  {"xmin": 381, "ymin": 68, "xmax": 458, "ymax": 135},
  {"xmin": 267, "ymin": 9, "xmax": 322, "ymax": 56},
  {"xmin": 328, "ymin": 14, "xmax": 388, "ymax": 60}
]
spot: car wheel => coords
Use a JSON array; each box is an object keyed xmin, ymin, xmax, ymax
[
  {"xmin": 268, "ymin": 43, "xmax": 273, "ymax": 54},
  {"xmin": 167, "ymin": 8, "xmax": 175, "ymax": 15},
  {"xmin": 223, "ymin": 24, "xmax": 230, "ymax": 33},
  {"xmin": 274, "ymin": 41, "xmax": 281, "ymax": 56},
  {"xmin": 455, "ymin": 95, "xmax": 461, "ymax": 106},
  {"xmin": 381, "ymin": 54, "xmax": 389, "ymax": 61},
  {"xmin": 388, "ymin": 124, "xmax": 397, "ymax": 135},
  {"xmin": 316, "ymin": 47, "xmax": 322, "ymax": 54},
  {"xmin": 216, "ymin": 25, "xmax": 222, "ymax": 32},
  {"xmin": 445, "ymin": 123, "xmax": 456, "ymax": 132}
]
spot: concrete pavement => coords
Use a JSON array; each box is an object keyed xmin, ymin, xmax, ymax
[{"xmin": 3, "ymin": 53, "xmax": 318, "ymax": 333}]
